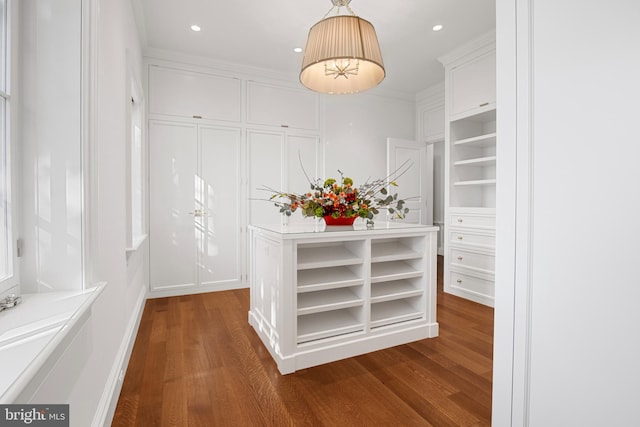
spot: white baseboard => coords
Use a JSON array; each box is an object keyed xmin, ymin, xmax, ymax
[
  {"xmin": 92, "ymin": 285, "xmax": 147, "ymax": 427},
  {"xmin": 147, "ymin": 281, "xmax": 248, "ymax": 299}
]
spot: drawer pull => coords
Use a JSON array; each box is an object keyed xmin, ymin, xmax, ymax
[
  {"xmin": 479, "ymin": 102, "xmax": 489, "ymax": 107},
  {"xmin": 456, "ymin": 279, "xmax": 462, "ymax": 284},
  {"xmin": 457, "ymin": 218, "xmax": 463, "ymax": 223},
  {"xmin": 457, "ymin": 256, "xmax": 463, "ymax": 261},
  {"xmin": 457, "ymin": 236, "xmax": 463, "ymax": 240}
]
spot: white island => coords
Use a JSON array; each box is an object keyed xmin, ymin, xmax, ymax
[{"xmin": 248, "ymin": 221, "xmax": 439, "ymax": 374}]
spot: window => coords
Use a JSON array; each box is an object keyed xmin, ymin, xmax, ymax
[{"xmin": 0, "ymin": 0, "xmax": 12, "ymax": 285}]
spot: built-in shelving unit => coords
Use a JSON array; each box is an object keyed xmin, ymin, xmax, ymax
[
  {"xmin": 449, "ymin": 109, "xmax": 497, "ymax": 209},
  {"xmin": 440, "ymin": 32, "xmax": 497, "ymax": 307},
  {"xmin": 248, "ymin": 223, "xmax": 439, "ymax": 374},
  {"xmin": 295, "ymin": 241, "xmax": 365, "ymax": 344},
  {"xmin": 370, "ymin": 237, "xmax": 426, "ymax": 329}
]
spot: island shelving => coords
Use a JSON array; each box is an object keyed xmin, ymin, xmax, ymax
[{"xmin": 248, "ymin": 221, "xmax": 439, "ymax": 374}]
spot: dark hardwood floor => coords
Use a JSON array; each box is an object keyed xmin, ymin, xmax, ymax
[{"xmin": 112, "ymin": 256, "xmax": 494, "ymax": 426}]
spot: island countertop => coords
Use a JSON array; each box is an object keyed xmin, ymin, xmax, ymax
[{"xmin": 248, "ymin": 220, "xmax": 439, "ymax": 239}]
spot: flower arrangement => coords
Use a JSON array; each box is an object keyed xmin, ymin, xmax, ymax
[{"xmin": 261, "ymin": 163, "xmax": 410, "ymax": 223}]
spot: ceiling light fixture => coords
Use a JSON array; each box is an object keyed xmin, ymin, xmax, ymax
[
  {"xmin": 432, "ymin": 24, "xmax": 443, "ymax": 32},
  {"xmin": 190, "ymin": 24, "xmax": 201, "ymax": 32},
  {"xmin": 300, "ymin": 0, "xmax": 385, "ymax": 94}
]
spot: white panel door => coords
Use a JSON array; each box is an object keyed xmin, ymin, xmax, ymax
[
  {"xmin": 149, "ymin": 121, "xmax": 198, "ymax": 291},
  {"xmin": 198, "ymin": 126, "xmax": 242, "ymax": 287},
  {"xmin": 387, "ymin": 138, "xmax": 433, "ymax": 225},
  {"xmin": 247, "ymin": 130, "xmax": 284, "ymax": 226}
]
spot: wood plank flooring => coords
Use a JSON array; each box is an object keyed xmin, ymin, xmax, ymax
[{"xmin": 112, "ymin": 257, "xmax": 494, "ymax": 426}]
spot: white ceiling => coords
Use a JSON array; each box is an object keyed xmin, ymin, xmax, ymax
[{"xmin": 133, "ymin": 0, "xmax": 496, "ymax": 96}]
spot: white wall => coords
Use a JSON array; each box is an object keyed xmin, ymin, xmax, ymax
[
  {"xmin": 20, "ymin": 1, "xmax": 148, "ymax": 426},
  {"xmin": 323, "ymin": 93, "xmax": 415, "ymax": 184},
  {"xmin": 494, "ymin": 0, "xmax": 640, "ymax": 425}
]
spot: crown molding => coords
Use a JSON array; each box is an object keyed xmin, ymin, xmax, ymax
[{"xmin": 437, "ymin": 29, "xmax": 496, "ymax": 67}]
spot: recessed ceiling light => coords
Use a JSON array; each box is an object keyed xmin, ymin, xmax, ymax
[
  {"xmin": 293, "ymin": 47, "xmax": 303, "ymax": 53},
  {"xmin": 190, "ymin": 24, "xmax": 201, "ymax": 32},
  {"xmin": 432, "ymin": 24, "xmax": 443, "ymax": 32}
]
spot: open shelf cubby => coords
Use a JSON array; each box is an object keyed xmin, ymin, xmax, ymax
[
  {"xmin": 296, "ymin": 241, "xmax": 364, "ymax": 270},
  {"xmin": 371, "ymin": 259, "xmax": 423, "ymax": 283},
  {"xmin": 296, "ymin": 266, "xmax": 363, "ymax": 293},
  {"xmin": 370, "ymin": 297, "xmax": 423, "ymax": 329},
  {"xmin": 297, "ymin": 286, "xmax": 363, "ymax": 316},
  {"xmin": 370, "ymin": 237, "xmax": 424, "ymax": 263},
  {"xmin": 297, "ymin": 307, "xmax": 363, "ymax": 344},
  {"xmin": 371, "ymin": 278, "xmax": 423, "ymax": 304}
]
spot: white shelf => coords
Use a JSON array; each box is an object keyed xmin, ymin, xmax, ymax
[
  {"xmin": 297, "ymin": 266, "xmax": 363, "ymax": 292},
  {"xmin": 297, "ymin": 309, "xmax": 363, "ymax": 343},
  {"xmin": 453, "ymin": 179, "xmax": 496, "ymax": 187},
  {"xmin": 370, "ymin": 299, "xmax": 423, "ymax": 329},
  {"xmin": 453, "ymin": 132, "xmax": 496, "ymax": 147},
  {"xmin": 371, "ymin": 280, "xmax": 423, "ymax": 303},
  {"xmin": 453, "ymin": 156, "xmax": 496, "ymax": 167},
  {"xmin": 297, "ymin": 288, "xmax": 363, "ymax": 315},
  {"xmin": 371, "ymin": 261, "xmax": 423, "ymax": 283},
  {"xmin": 370, "ymin": 241, "xmax": 422, "ymax": 263},
  {"xmin": 297, "ymin": 245, "xmax": 363, "ymax": 270}
]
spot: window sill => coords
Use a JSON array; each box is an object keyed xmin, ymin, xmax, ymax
[
  {"xmin": 0, "ymin": 284, "xmax": 105, "ymax": 403},
  {"xmin": 126, "ymin": 233, "xmax": 148, "ymax": 254}
]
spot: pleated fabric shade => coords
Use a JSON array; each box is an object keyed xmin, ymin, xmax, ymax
[{"xmin": 300, "ymin": 15, "xmax": 385, "ymax": 94}]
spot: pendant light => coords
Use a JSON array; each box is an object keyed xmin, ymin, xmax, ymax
[{"xmin": 300, "ymin": 0, "xmax": 385, "ymax": 94}]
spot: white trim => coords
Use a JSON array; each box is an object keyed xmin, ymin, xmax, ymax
[
  {"xmin": 437, "ymin": 29, "xmax": 497, "ymax": 67},
  {"xmin": 493, "ymin": 0, "xmax": 533, "ymax": 425},
  {"xmin": 92, "ymin": 284, "xmax": 147, "ymax": 427},
  {"xmin": 148, "ymin": 281, "xmax": 248, "ymax": 299},
  {"xmin": 82, "ymin": 0, "xmax": 99, "ymax": 288}
]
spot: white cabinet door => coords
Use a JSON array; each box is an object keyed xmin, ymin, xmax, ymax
[
  {"xmin": 149, "ymin": 121, "xmax": 198, "ymax": 291},
  {"xmin": 420, "ymin": 106, "xmax": 445, "ymax": 143},
  {"xmin": 148, "ymin": 65, "xmax": 241, "ymax": 122},
  {"xmin": 450, "ymin": 50, "xmax": 496, "ymax": 118},
  {"xmin": 247, "ymin": 81, "xmax": 319, "ymax": 130},
  {"xmin": 247, "ymin": 130, "xmax": 284, "ymax": 226},
  {"xmin": 198, "ymin": 126, "xmax": 243, "ymax": 287},
  {"xmin": 387, "ymin": 138, "xmax": 434, "ymax": 225}
]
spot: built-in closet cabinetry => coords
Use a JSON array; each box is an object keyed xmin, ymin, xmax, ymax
[
  {"xmin": 149, "ymin": 121, "xmax": 243, "ymax": 293},
  {"xmin": 439, "ymin": 32, "xmax": 496, "ymax": 307},
  {"xmin": 146, "ymin": 63, "xmax": 321, "ymax": 297}
]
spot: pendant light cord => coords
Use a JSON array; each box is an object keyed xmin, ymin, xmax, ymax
[{"xmin": 322, "ymin": 1, "xmax": 356, "ymax": 19}]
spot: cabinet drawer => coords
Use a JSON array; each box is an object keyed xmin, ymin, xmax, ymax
[
  {"xmin": 450, "ymin": 249, "xmax": 495, "ymax": 273},
  {"xmin": 449, "ymin": 229, "xmax": 495, "ymax": 248},
  {"xmin": 450, "ymin": 271, "xmax": 494, "ymax": 298},
  {"xmin": 449, "ymin": 213, "xmax": 495, "ymax": 228}
]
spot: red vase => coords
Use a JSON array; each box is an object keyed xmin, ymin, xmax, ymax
[{"xmin": 323, "ymin": 215, "xmax": 357, "ymax": 226}]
